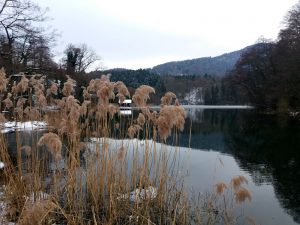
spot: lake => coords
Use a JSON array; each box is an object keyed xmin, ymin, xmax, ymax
[
  {"xmin": 177, "ymin": 107, "xmax": 300, "ymax": 225},
  {"xmin": 2, "ymin": 106, "xmax": 300, "ymax": 225}
]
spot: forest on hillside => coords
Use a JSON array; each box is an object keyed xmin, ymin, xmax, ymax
[
  {"xmin": 0, "ymin": 0, "xmax": 300, "ymax": 112},
  {"xmin": 160, "ymin": 2, "xmax": 300, "ymax": 111}
]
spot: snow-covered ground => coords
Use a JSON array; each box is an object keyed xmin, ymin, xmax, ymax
[
  {"xmin": 184, "ymin": 87, "xmax": 204, "ymax": 105},
  {"xmin": 0, "ymin": 121, "xmax": 47, "ymax": 134}
]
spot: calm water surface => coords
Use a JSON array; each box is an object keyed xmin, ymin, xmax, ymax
[
  {"xmin": 3, "ymin": 107, "xmax": 300, "ymax": 225},
  {"xmin": 178, "ymin": 107, "xmax": 300, "ymax": 225}
]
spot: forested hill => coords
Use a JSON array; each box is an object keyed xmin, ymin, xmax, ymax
[{"xmin": 151, "ymin": 45, "xmax": 255, "ymax": 76}]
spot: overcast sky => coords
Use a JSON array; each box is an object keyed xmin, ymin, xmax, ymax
[{"xmin": 38, "ymin": 0, "xmax": 299, "ymax": 70}]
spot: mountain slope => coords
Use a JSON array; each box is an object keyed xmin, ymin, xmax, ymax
[{"xmin": 151, "ymin": 45, "xmax": 255, "ymax": 76}]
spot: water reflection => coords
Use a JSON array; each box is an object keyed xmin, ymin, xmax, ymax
[
  {"xmin": 183, "ymin": 108, "xmax": 300, "ymax": 223},
  {"xmin": 2, "ymin": 108, "xmax": 300, "ymax": 224}
]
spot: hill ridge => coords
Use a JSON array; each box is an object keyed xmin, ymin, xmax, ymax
[{"xmin": 151, "ymin": 45, "xmax": 255, "ymax": 76}]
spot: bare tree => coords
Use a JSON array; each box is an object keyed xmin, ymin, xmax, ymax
[
  {"xmin": 77, "ymin": 44, "xmax": 100, "ymax": 73},
  {"xmin": 0, "ymin": 0, "xmax": 48, "ymax": 73},
  {"xmin": 63, "ymin": 43, "xmax": 101, "ymax": 74}
]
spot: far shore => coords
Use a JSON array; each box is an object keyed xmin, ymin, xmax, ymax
[{"xmin": 131, "ymin": 105, "xmax": 254, "ymax": 110}]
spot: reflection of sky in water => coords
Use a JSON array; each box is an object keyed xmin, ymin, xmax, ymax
[
  {"xmin": 85, "ymin": 135, "xmax": 298, "ymax": 225},
  {"xmin": 2, "ymin": 107, "xmax": 300, "ymax": 225},
  {"xmin": 181, "ymin": 108, "xmax": 300, "ymax": 225},
  {"xmin": 182, "ymin": 148, "xmax": 296, "ymax": 225}
]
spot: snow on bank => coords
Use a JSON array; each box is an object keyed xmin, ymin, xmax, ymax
[
  {"xmin": 0, "ymin": 121, "xmax": 47, "ymax": 133},
  {"xmin": 181, "ymin": 105, "xmax": 254, "ymax": 109},
  {"xmin": 117, "ymin": 186, "xmax": 157, "ymax": 203}
]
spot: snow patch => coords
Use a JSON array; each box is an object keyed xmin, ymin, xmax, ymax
[
  {"xmin": 0, "ymin": 121, "xmax": 47, "ymax": 133},
  {"xmin": 117, "ymin": 186, "xmax": 157, "ymax": 203},
  {"xmin": 184, "ymin": 87, "xmax": 204, "ymax": 105}
]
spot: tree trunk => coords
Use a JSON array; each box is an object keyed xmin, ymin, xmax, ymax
[{"xmin": 0, "ymin": 41, "xmax": 13, "ymax": 75}]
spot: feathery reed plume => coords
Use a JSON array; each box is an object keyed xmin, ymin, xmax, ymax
[
  {"xmin": 36, "ymin": 93, "xmax": 47, "ymax": 108},
  {"xmin": 101, "ymin": 74, "xmax": 110, "ymax": 81},
  {"xmin": 86, "ymin": 79, "xmax": 96, "ymax": 93},
  {"xmin": 157, "ymin": 115, "xmax": 170, "ymax": 141},
  {"xmin": 50, "ymin": 82, "xmax": 58, "ymax": 95},
  {"xmin": 56, "ymin": 98, "xmax": 66, "ymax": 109},
  {"xmin": 149, "ymin": 111, "xmax": 158, "ymax": 124},
  {"xmin": 157, "ymin": 105, "xmax": 186, "ymax": 140},
  {"xmin": 64, "ymin": 95, "xmax": 81, "ymax": 123},
  {"xmin": 108, "ymin": 103, "xmax": 118, "ymax": 118},
  {"xmin": 173, "ymin": 105, "xmax": 186, "ymax": 131},
  {"xmin": 115, "ymin": 81, "xmax": 130, "ymax": 97},
  {"xmin": 15, "ymin": 98, "xmax": 27, "ymax": 119},
  {"xmin": 62, "ymin": 75, "xmax": 75, "ymax": 96},
  {"xmin": 234, "ymin": 187, "xmax": 252, "ymax": 203},
  {"xmin": 86, "ymin": 75, "xmax": 114, "ymax": 105},
  {"xmin": 141, "ymin": 106, "xmax": 151, "ymax": 118},
  {"xmin": 231, "ymin": 175, "xmax": 248, "ymax": 190},
  {"xmin": 16, "ymin": 74, "xmax": 29, "ymax": 93},
  {"xmin": 132, "ymin": 85, "xmax": 155, "ymax": 108},
  {"xmin": 46, "ymin": 83, "xmax": 58, "ymax": 97},
  {"xmin": 82, "ymin": 87, "xmax": 91, "ymax": 100},
  {"xmin": 0, "ymin": 67, "xmax": 8, "ymax": 92},
  {"xmin": 64, "ymin": 95, "xmax": 79, "ymax": 110},
  {"xmin": 215, "ymin": 182, "xmax": 228, "ymax": 195},
  {"xmin": 161, "ymin": 92, "xmax": 176, "ymax": 106},
  {"xmin": 97, "ymin": 82, "xmax": 115, "ymax": 104},
  {"xmin": 95, "ymin": 103, "xmax": 110, "ymax": 121},
  {"xmin": 3, "ymin": 93, "xmax": 13, "ymax": 109},
  {"xmin": 128, "ymin": 124, "xmax": 142, "ymax": 139},
  {"xmin": 116, "ymin": 93, "xmax": 125, "ymax": 103},
  {"xmin": 79, "ymin": 100, "xmax": 91, "ymax": 116},
  {"xmin": 31, "ymin": 75, "xmax": 46, "ymax": 93},
  {"xmin": 16, "ymin": 97, "xmax": 27, "ymax": 108},
  {"xmin": 38, "ymin": 132, "xmax": 62, "ymax": 161},
  {"xmin": 137, "ymin": 113, "xmax": 146, "ymax": 126}
]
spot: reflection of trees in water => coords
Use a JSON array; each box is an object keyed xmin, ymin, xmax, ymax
[
  {"xmin": 185, "ymin": 108, "xmax": 204, "ymax": 123},
  {"xmin": 5, "ymin": 131, "xmax": 57, "ymax": 178},
  {"xmin": 181, "ymin": 109, "xmax": 246, "ymax": 151},
  {"xmin": 222, "ymin": 112, "xmax": 300, "ymax": 223},
  {"xmin": 184, "ymin": 108, "xmax": 300, "ymax": 223}
]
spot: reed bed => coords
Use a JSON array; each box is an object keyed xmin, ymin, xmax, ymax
[{"xmin": 0, "ymin": 68, "xmax": 253, "ymax": 225}]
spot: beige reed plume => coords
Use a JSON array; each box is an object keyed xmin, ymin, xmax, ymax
[{"xmin": 38, "ymin": 132, "xmax": 62, "ymax": 161}]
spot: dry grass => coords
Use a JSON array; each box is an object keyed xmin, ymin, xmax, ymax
[{"xmin": 0, "ymin": 69, "xmax": 252, "ymax": 224}]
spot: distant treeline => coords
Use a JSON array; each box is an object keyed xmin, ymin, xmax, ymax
[
  {"xmin": 162, "ymin": 75, "xmax": 244, "ymax": 105},
  {"xmin": 88, "ymin": 69, "xmax": 166, "ymax": 104},
  {"xmin": 1, "ymin": 0, "xmax": 299, "ymax": 111},
  {"xmin": 162, "ymin": 2, "xmax": 300, "ymax": 111},
  {"xmin": 227, "ymin": 3, "xmax": 300, "ymax": 112}
]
